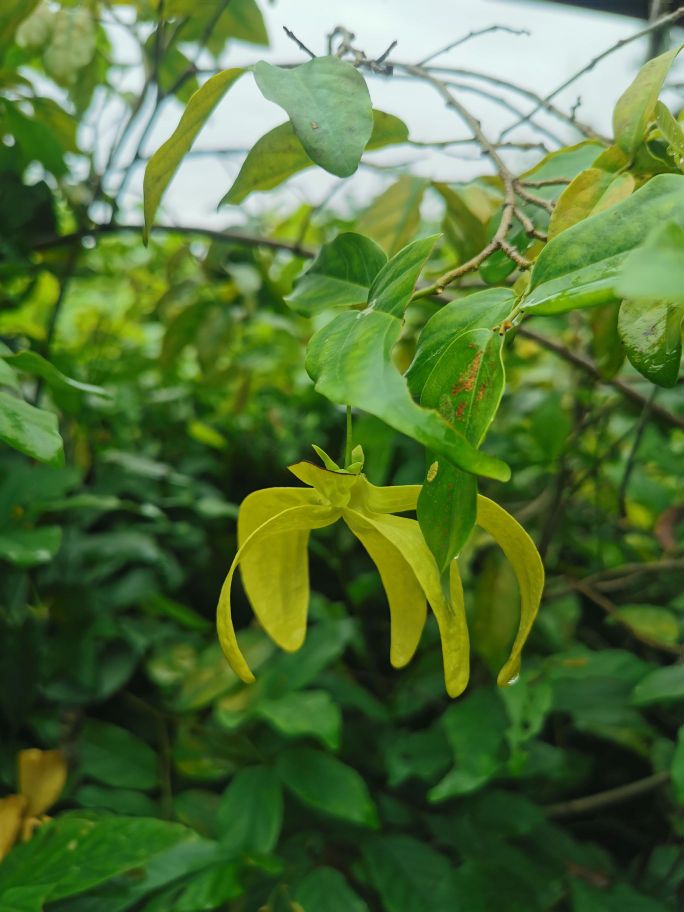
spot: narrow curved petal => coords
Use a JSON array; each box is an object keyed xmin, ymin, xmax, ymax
[
  {"xmin": 18, "ymin": 749, "xmax": 67, "ymax": 818},
  {"xmin": 476, "ymin": 495, "xmax": 545, "ymax": 686},
  {"xmin": 238, "ymin": 488, "xmax": 318, "ymax": 651},
  {"xmin": 346, "ymin": 509, "xmax": 469, "ymax": 697},
  {"xmin": 217, "ymin": 504, "xmax": 340, "ymax": 682},
  {"xmin": 288, "ymin": 461, "xmax": 359, "ymax": 507},
  {"xmin": 0, "ymin": 794, "xmax": 26, "ymax": 860},
  {"xmin": 360, "ymin": 479, "xmax": 421, "ymax": 514},
  {"xmin": 345, "ymin": 509, "xmax": 426, "ymax": 668}
]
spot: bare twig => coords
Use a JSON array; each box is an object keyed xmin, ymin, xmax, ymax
[
  {"xmin": 570, "ymin": 577, "xmax": 684, "ymax": 656},
  {"xmin": 517, "ymin": 327, "xmax": 684, "ymax": 433},
  {"xmin": 545, "ymin": 771, "xmax": 672, "ymax": 819},
  {"xmin": 35, "ymin": 223, "xmax": 316, "ymax": 259},
  {"xmin": 283, "ymin": 26, "xmax": 316, "ymax": 58},
  {"xmin": 499, "ymin": 5, "xmax": 684, "ymax": 141},
  {"xmin": 617, "ymin": 388, "xmax": 657, "ymax": 517},
  {"xmin": 417, "ymin": 25, "xmax": 530, "ymax": 67}
]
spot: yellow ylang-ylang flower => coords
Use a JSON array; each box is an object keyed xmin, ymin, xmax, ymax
[
  {"xmin": 0, "ymin": 748, "xmax": 67, "ymax": 861},
  {"xmin": 217, "ymin": 446, "xmax": 543, "ymax": 698}
]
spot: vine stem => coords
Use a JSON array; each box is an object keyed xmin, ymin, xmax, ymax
[{"xmin": 345, "ymin": 405, "xmax": 353, "ymax": 467}]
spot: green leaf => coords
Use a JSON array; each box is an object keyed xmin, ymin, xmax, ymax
[
  {"xmin": 358, "ymin": 835, "xmax": 461, "ymax": 912},
  {"xmin": 418, "ymin": 328, "xmax": 506, "ymax": 571},
  {"xmin": 656, "ymin": 100, "xmax": 684, "ymax": 161},
  {"xmin": 613, "ymin": 45, "xmax": 682, "ymax": 156},
  {"xmin": 253, "ymin": 57, "xmax": 373, "ymax": 178},
  {"xmin": 0, "ymin": 816, "xmax": 196, "ymax": 906},
  {"xmin": 277, "ymin": 747, "xmax": 378, "ymax": 827},
  {"xmin": 523, "ymin": 174, "xmax": 684, "ymax": 315},
  {"xmin": 357, "ymin": 176, "xmax": 429, "ymax": 256},
  {"xmin": 79, "ymin": 719, "xmax": 158, "ymax": 790},
  {"xmin": 406, "ymin": 289, "xmax": 514, "ymax": 569},
  {"xmin": 672, "ymin": 725, "xmax": 684, "ymax": 804},
  {"xmin": 306, "ymin": 239, "xmax": 511, "ymax": 482},
  {"xmin": 2, "ymin": 351, "xmax": 109, "ymax": 399},
  {"xmin": 0, "ymin": 357, "xmax": 20, "ymax": 391},
  {"xmin": 407, "ymin": 289, "xmax": 514, "ymax": 396},
  {"xmin": 0, "ymin": 392, "xmax": 63, "ymax": 464},
  {"xmin": 255, "ymin": 690, "xmax": 342, "ymax": 750},
  {"xmin": 612, "ymin": 605, "xmax": 680, "ymax": 646},
  {"xmin": 632, "ymin": 664, "xmax": 684, "ymax": 706},
  {"xmin": 295, "ymin": 867, "xmax": 369, "ymax": 912},
  {"xmin": 73, "ymin": 785, "xmax": 159, "ymax": 817},
  {"xmin": 430, "ymin": 688, "xmax": 507, "ymax": 800},
  {"xmin": 216, "ymin": 765, "xmax": 283, "ymax": 855},
  {"xmin": 0, "ymin": 526, "xmax": 62, "ymax": 567},
  {"xmin": 286, "ymin": 232, "xmax": 387, "ymax": 316},
  {"xmin": 618, "ymin": 296, "xmax": 683, "ymax": 389},
  {"xmin": 143, "ymin": 68, "xmax": 244, "ymax": 242},
  {"xmin": 616, "ymin": 220, "xmax": 684, "ymax": 304},
  {"xmin": 222, "ymin": 110, "xmax": 408, "ymax": 205}
]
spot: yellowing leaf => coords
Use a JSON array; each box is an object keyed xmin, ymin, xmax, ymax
[
  {"xmin": 345, "ymin": 509, "xmax": 426, "ymax": 668},
  {"xmin": 143, "ymin": 68, "xmax": 244, "ymax": 243},
  {"xmin": 217, "ymin": 503, "xmax": 339, "ymax": 681},
  {"xmin": 357, "ymin": 175, "xmax": 429, "ymax": 256},
  {"xmin": 549, "ymin": 168, "xmax": 635, "ymax": 239},
  {"xmin": 238, "ymin": 487, "xmax": 318, "ymax": 651},
  {"xmin": 475, "ymin": 496, "xmax": 544, "ymax": 686},
  {"xmin": 18, "ymin": 748, "xmax": 67, "ymax": 818}
]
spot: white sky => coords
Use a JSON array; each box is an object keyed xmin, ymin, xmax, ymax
[{"xmin": 104, "ymin": 0, "xmax": 683, "ymax": 229}]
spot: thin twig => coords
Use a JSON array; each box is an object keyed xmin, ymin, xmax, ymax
[
  {"xmin": 499, "ymin": 5, "xmax": 684, "ymax": 141},
  {"xmin": 417, "ymin": 25, "xmax": 530, "ymax": 67},
  {"xmin": 283, "ymin": 26, "xmax": 316, "ymax": 58},
  {"xmin": 569, "ymin": 577, "xmax": 683, "ymax": 656},
  {"xmin": 617, "ymin": 388, "xmax": 657, "ymax": 517},
  {"xmin": 545, "ymin": 771, "xmax": 672, "ymax": 819},
  {"xmin": 517, "ymin": 327, "xmax": 684, "ymax": 433},
  {"xmin": 35, "ymin": 223, "xmax": 316, "ymax": 258}
]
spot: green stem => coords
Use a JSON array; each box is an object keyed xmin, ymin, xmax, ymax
[{"xmin": 345, "ymin": 405, "xmax": 353, "ymax": 467}]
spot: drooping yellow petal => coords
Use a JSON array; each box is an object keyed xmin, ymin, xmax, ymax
[
  {"xmin": 0, "ymin": 794, "xmax": 26, "ymax": 860},
  {"xmin": 18, "ymin": 748, "xmax": 67, "ymax": 818},
  {"xmin": 288, "ymin": 461, "xmax": 359, "ymax": 507},
  {"xmin": 345, "ymin": 509, "xmax": 469, "ymax": 697},
  {"xmin": 217, "ymin": 504, "xmax": 340, "ymax": 681},
  {"xmin": 344, "ymin": 509, "xmax": 427, "ymax": 668},
  {"xmin": 357, "ymin": 478, "xmax": 421, "ymax": 514},
  {"xmin": 238, "ymin": 488, "xmax": 318, "ymax": 651},
  {"xmin": 476, "ymin": 495, "xmax": 545, "ymax": 686}
]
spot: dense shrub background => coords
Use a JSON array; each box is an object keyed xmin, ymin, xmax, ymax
[{"xmin": 1, "ymin": 2, "xmax": 684, "ymax": 910}]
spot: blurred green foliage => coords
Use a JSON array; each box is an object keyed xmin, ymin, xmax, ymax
[{"xmin": 1, "ymin": 2, "xmax": 684, "ymax": 911}]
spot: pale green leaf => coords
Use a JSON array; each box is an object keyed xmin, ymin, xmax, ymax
[
  {"xmin": 548, "ymin": 168, "xmax": 634, "ymax": 239},
  {"xmin": 253, "ymin": 57, "xmax": 372, "ymax": 177},
  {"xmin": 523, "ymin": 174, "xmax": 684, "ymax": 315},
  {"xmin": 143, "ymin": 68, "xmax": 244, "ymax": 242},
  {"xmin": 616, "ymin": 220, "xmax": 684, "ymax": 304},
  {"xmin": 2, "ymin": 351, "xmax": 109, "ymax": 398},
  {"xmin": 222, "ymin": 110, "xmax": 408, "ymax": 205},
  {"xmin": 655, "ymin": 100, "xmax": 684, "ymax": 161}
]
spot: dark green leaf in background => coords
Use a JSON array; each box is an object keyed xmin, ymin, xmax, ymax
[{"xmin": 277, "ymin": 747, "xmax": 378, "ymax": 827}]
